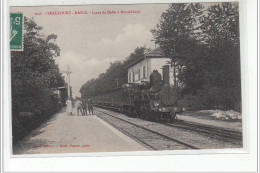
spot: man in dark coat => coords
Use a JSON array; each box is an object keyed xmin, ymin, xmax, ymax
[
  {"xmin": 82, "ymin": 98, "xmax": 88, "ymax": 115},
  {"xmin": 87, "ymin": 98, "xmax": 94, "ymax": 115}
]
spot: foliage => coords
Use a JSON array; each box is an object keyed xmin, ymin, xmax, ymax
[
  {"xmin": 11, "ymin": 17, "xmax": 65, "ymax": 142},
  {"xmin": 151, "ymin": 3, "xmax": 204, "ymax": 58},
  {"xmin": 123, "ymin": 47, "xmax": 149, "ymax": 65},
  {"xmin": 200, "ymin": 3, "xmax": 240, "ymax": 110},
  {"xmin": 151, "ymin": 3, "xmax": 206, "ymax": 95},
  {"xmin": 80, "ymin": 47, "xmax": 146, "ymax": 98},
  {"xmin": 178, "ymin": 94, "xmax": 207, "ymax": 111},
  {"xmin": 80, "ymin": 2, "xmax": 241, "ymax": 111},
  {"xmin": 152, "ymin": 2, "xmax": 240, "ymax": 111},
  {"xmin": 80, "ymin": 61, "xmax": 127, "ymax": 97}
]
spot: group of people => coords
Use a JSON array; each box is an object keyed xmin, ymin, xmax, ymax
[{"xmin": 66, "ymin": 98, "xmax": 94, "ymax": 116}]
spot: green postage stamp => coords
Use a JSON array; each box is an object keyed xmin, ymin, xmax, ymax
[{"xmin": 10, "ymin": 13, "xmax": 23, "ymax": 51}]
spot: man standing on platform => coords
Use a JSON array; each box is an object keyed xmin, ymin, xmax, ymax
[
  {"xmin": 66, "ymin": 98, "xmax": 72, "ymax": 116},
  {"xmin": 88, "ymin": 98, "xmax": 94, "ymax": 115},
  {"xmin": 82, "ymin": 98, "xmax": 88, "ymax": 115},
  {"xmin": 75, "ymin": 99, "xmax": 83, "ymax": 116}
]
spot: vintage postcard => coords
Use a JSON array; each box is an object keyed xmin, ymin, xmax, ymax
[{"xmin": 10, "ymin": 2, "xmax": 243, "ymax": 156}]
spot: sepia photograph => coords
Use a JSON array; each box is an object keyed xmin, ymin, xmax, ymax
[{"xmin": 10, "ymin": 2, "xmax": 243, "ymax": 155}]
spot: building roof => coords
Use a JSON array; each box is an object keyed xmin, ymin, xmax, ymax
[
  {"xmin": 145, "ymin": 47, "xmax": 164, "ymax": 57},
  {"xmin": 126, "ymin": 47, "xmax": 166, "ymax": 68}
]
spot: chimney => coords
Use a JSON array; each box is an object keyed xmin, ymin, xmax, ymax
[{"xmin": 162, "ymin": 65, "xmax": 170, "ymax": 85}]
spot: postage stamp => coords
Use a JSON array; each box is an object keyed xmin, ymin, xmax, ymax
[{"xmin": 10, "ymin": 13, "xmax": 23, "ymax": 51}]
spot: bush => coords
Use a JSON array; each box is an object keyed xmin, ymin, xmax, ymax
[
  {"xmin": 12, "ymin": 95, "xmax": 61, "ymax": 143},
  {"xmin": 178, "ymin": 94, "xmax": 207, "ymax": 111},
  {"xmin": 178, "ymin": 85, "xmax": 241, "ymax": 111}
]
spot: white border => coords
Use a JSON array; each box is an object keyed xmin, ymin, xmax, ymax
[
  {"xmin": 8, "ymin": 0, "xmax": 243, "ymax": 6},
  {"xmin": 2, "ymin": 0, "xmax": 258, "ymax": 172}
]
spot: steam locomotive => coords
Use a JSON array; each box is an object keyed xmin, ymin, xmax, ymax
[{"xmin": 93, "ymin": 70, "xmax": 182, "ymax": 122}]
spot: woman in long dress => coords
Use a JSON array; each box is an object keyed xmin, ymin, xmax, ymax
[{"xmin": 66, "ymin": 98, "xmax": 72, "ymax": 115}]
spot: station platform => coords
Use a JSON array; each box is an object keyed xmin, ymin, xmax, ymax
[
  {"xmin": 177, "ymin": 113, "xmax": 242, "ymax": 132},
  {"xmin": 13, "ymin": 108, "xmax": 147, "ymax": 155}
]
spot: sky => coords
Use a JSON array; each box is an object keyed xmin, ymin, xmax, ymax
[{"xmin": 11, "ymin": 4, "xmax": 170, "ymax": 97}]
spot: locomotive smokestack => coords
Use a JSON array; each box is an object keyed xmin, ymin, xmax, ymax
[{"xmin": 162, "ymin": 65, "xmax": 170, "ymax": 85}]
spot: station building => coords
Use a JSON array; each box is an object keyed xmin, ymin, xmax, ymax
[{"xmin": 126, "ymin": 47, "xmax": 174, "ymax": 85}]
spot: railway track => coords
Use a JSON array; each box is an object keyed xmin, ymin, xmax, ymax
[
  {"xmin": 95, "ymin": 109, "xmax": 200, "ymax": 150},
  {"xmin": 163, "ymin": 120, "xmax": 242, "ymax": 143},
  {"xmin": 95, "ymin": 106, "xmax": 243, "ymax": 147},
  {"xmin": 96, "ymin": 105, "xmax": 242, "ymax": 143}
]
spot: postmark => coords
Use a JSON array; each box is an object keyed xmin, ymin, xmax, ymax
[{"xmin": 10, "ymin": 13, "xmax": 23, "ymax": 51}]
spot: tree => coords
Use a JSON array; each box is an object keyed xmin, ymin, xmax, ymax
[
  {"xmin": 151, "ymin": 3, "xmax": 206, "ymax": 95},
  {"xmin": 151, "ymin": 3, "xmax": 204, "ymax": 58},
  {"xmin": 152, "ymin": 2, "xmax": 240, "ymax": 111},
  {"xmin": 11, "ymin": 17, "xmax": 65, "ymax": 142},
  {"xmin": 199, "ymin": 2, "xmax": 240, "ymax": 110},
  {"xmin": 80, "ymin": 47, "xmax": 147, "ymax": 98},
  {"xmin": 123, "ymin": 47, "xmax": 149, "ymax": 65},
  {"xmin": 11, "ymin": 17, "xmax": 64, "ymax": 114},
  {"xmin": 80, "ymin": 61, "xmax": 127, "ymax": 97}
]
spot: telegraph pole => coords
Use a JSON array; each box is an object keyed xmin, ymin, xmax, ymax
[{"xmin": 61, "ymin": 65, "xmax": 72, "ymax": 98}]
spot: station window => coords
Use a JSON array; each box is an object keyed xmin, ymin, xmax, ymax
[
  {"xmin": 129, "ymin": 73, "xmax": 131, "ymax": 83},
  {"xmin": 138, "ymin": 69, "xmax": 141, "ymax": 80},
  {"xmin": 143, "ymin": 66, "xmax": 146, "ymax": 78},
  {"xmin": 133, "ymin": 72, "xmax": 135, "ymax": 82}
]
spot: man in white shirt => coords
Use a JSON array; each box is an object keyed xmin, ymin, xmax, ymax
[{"xmin": 66, "ymin": 98, "xmax": 72, "ymax": 116}]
